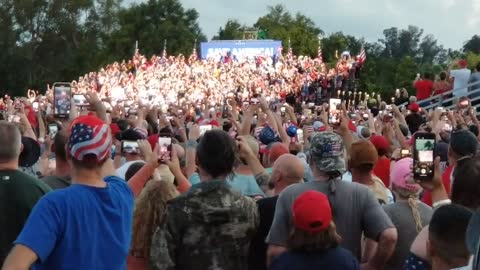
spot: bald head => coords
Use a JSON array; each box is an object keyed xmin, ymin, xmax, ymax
[{"xmin": 272, "ymin": 154, "xmax": 304, "ymax": 185}]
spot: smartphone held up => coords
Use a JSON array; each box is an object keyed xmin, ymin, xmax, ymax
[
  {"xmin": 413, "ymin": 132, "xmax": 436, "ymax": 181},
  {"xmin": 328, "ymin": 98, "xmax": 342, "ymax": 125},
  {"xmin": 53, "ymin": 82, "xmax": 72, "ymax": 118},
  {"xmin": 157, "ymin": 136, "xmax": 172, "ymax": 162}
]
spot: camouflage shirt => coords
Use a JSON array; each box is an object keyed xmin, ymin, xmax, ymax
[{"xmin": 150, "ymin": 179, "xmax": 259, "ymax": 270}]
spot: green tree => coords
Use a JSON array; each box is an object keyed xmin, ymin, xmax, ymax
[
  {"xmin": 463, "ymin": 35, "xmax": 480, "ymax": 54},
  {"xmin": 465, "ymin": 52, "xmax": 480, "ymax": 70},
  {"xmin": 103, "ymin": 0, "xmax": 206, "ymax": 62},
  {"xmin": 212, "ymin": 19, "xmax": 245, "ymax": 40},
  {"xmin": 254, "ymin": 5, "xmax": 323, "ymax": 56},
  {"xmin": 0, "ymin": 0, "xmax": 122, "ymax": 95},
  {"xmin": 321, "ymin": 32, "xmax": 363, "ymax": 63}
]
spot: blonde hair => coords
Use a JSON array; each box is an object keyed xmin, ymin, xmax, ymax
[
  {"xmin": 130, "ymin": 180, "xmax": 179, "ymax": 258},
  {"xmin": 394, "ymin": 185, "xmax": 423, "ymax": 233}
]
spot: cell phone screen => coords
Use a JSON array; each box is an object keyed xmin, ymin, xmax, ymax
[
  {"xmin": 400, "ymin": 149, "xmax": 411, "ymax": 158},
  {"xmin": 413, "ymin": 133, "xmax": 435, "ymax": 181},
  {"xmin": 158, "ymin": 137, "xmax": 172, "ymax": 162},
  {"xmin": 48, "ymin": 124, "xmax": 58, "ymax": 139},
  {"xmin": 200, "ymin": 125, "xmax": 212, "ymax": 136},
  {"xmin": 73, "ymin": 94, "xmax": 89, "ymax": 107},
  {"xmin": 53, "ymin": 83, "xmax": 72, "ymax": 116},
  {"xmin": 297, "ymin": 129, "xmax": 304, "ymax": 143},
  {"xmin": 121, "ymin": 141, "xmax": 140, "ymax": 154},
  {"xmin": 328, "ymin": 98, "xmax": 341, "ymax": 125}
]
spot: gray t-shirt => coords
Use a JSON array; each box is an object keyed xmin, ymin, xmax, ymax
[
  {"xmin": 266, "ymin": 180, "xmax": 394, "ymax": 259},
  {"xmin": 383, "ymin": 201, "xmax": 433, "ymax": 270}
]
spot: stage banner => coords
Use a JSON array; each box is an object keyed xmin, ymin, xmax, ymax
[{"xmin": 200, "ymin": 40, "xmax": 282, "ymax": 61}]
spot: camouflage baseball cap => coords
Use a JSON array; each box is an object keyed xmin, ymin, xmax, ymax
[{"xmin": 310, "ymin": 131, "xmax": 346, "ymax": 174}]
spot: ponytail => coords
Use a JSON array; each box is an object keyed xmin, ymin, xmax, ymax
[{"xmin": 407, "ymin": 196, "xmax": 423, "ymax": 233}]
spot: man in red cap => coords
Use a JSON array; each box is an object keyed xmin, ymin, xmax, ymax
[
  {"xmin": 371, "ymin": 134, "xmax": 392, "ymax": 188},
  {"xmin": 405, "ymin": 102, "xmax": 425, "ymax": 134}
]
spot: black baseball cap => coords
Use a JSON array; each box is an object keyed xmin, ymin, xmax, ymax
[{"xmin": 450, "ymin": 130, "xmax": 478, "ymax": 157}]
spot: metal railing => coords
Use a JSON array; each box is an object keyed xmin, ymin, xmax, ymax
[{"xmin": 400, "ymin": 80, "xmax": 480, "ymax": 115}]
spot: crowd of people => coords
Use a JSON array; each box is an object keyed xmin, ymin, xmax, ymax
[
  {"xmin": 0, "ymin": 49, "xmax": 479, "ymax": 270},
  {"xmin": 413, "ymin": 59, "xmax": 480, "ymax": 106}
]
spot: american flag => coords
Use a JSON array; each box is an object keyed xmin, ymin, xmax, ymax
[
  {"xmin": 317, "ymin": 46, "xmax": 323, "ymax": 63},
  {"xmin": 68, "ymin": 119, "xmax": 111, "ymax": 161},
  {"xmin": 358, "ymin": 47, "xmax": 367, "ymax": 65}
]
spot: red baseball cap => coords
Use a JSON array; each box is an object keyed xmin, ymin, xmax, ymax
[
  {"xmin": 268, "ymin": 142, "xmax": 289, "ymax": 164},
  {"xmin": 370, "ymin": 135, "xmax": 390, "ymax": 151},
  {"xmin": 68, "ymin": 115, "xmax": 111, "ymax": 162},
  {"xmin": 293, "ymin": 191, "xmax": 332, "ymax": 233},
  {"xmin": 408, "ymin": 103, "xmax": 420, "ymax": 113}
]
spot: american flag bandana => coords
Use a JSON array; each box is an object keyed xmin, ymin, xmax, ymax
[{"xmin": 68, "ymin": 116, "xmax": 112, "ymax": 162}]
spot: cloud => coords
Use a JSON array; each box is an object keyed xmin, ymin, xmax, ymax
[
  {"xmin": 128, "ymin": 0, "xmax": 476, "ymax": 49},
  {"xmin": 468, "ymin": 0, "xmax": 480, "ymax": 27}
]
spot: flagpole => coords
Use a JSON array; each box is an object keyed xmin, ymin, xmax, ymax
[{"xmin": 162, "ymin": 39, "xmax": 167, "ymax": 58}]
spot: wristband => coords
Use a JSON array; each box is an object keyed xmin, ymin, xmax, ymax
[
  {"xmin": 432, "ymin": 199, "xmax": 451, "ymax": 209},
  {"xmin": 187, "ymin": 139, "xmax": 198, "ymax": 149}
]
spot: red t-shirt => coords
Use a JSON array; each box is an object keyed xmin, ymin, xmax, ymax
[
  {"xmin": 373, "ymin": 157, "xmax": 391, "ymax": 188},
  {"xmin": 422, "ymin": 165, "xmax": 453, "ymax": 206},
  {"xmin": 415, "ymin": 80, "xmax": 434, "ymax": 100}
]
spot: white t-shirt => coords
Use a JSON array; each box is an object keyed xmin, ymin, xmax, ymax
[
  {"xmin": 116, "ymin": 160, "xmax": 145, "ymax": 180},
  {"xmin": 451, "ymin": 68, "xmax": 472, "ymax": 97}
]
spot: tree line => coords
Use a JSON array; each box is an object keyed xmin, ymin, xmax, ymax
[{"xmin": 1, "ymin": 0, "xmax": 479, "ymax": 97}]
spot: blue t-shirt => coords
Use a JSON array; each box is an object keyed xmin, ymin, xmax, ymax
[
  {"xmin": 269, "ymin": 247, "xmax": 360, "ymax": 270},
  {"xmin": 15, "ymin": 176, "xmax": 134, "ymax": 270}
]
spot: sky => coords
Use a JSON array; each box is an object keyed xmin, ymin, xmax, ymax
[{"xmin": 127, "ymin": 0, "xmax": 480, "ymax": 50}]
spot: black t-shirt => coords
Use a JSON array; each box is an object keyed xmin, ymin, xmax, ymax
[
  {"xmin": 0, "ymin": 169, "xmax": 51, "ymax": 265},
  {"xmin": 248, "ymin": 196, "xmax": 278, "ymax": 270},
  {"xmin": 405, "ymin": 113, "xmax": 424, "ymax": 134}
]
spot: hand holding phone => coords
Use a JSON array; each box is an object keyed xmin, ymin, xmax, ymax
[
  {"xmin": 53, "ymin": 82, "xmax": 72, "ymax": 117},
  {"xmin": 48, "ymin": 124, "xmax": 58, "ymax": 139},
  {"xmin": 328, "ymin": 98, "xmax": 342, "ymax": 125},
  {"xmin": 157, "ymin": 136, "xmax": 172, "ymax": 162},
  {"xmin": 413, "ymin": 133, "xmax": 435, "ymax": 181},
  {"xmin": 297, "ymin": 129, "xmax": 304, "ymax": 144}
]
